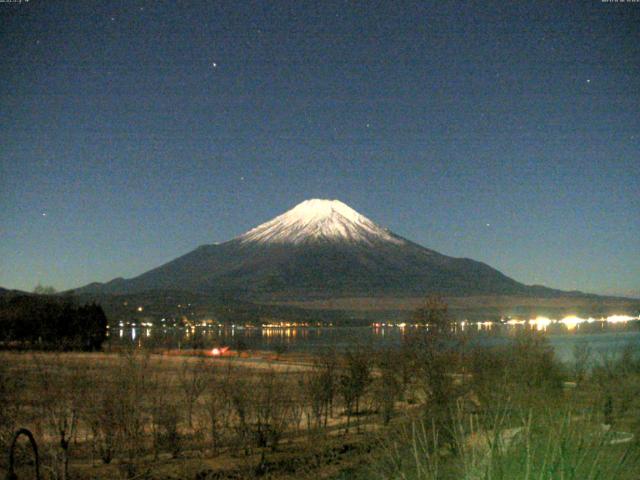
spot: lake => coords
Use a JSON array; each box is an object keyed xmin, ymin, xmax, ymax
[{"xmin": 108, "ymin": 316, "xmax": 640, "ymax": 363}]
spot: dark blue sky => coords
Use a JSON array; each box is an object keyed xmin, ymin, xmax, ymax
[{"xmin": 1, "ymin": 0, "xmax": 638, "ymax": 297}]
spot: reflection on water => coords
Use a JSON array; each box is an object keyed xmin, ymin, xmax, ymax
[{"xmin": 107, "ymin": 315, "xmax": 640, "ymax": 362}]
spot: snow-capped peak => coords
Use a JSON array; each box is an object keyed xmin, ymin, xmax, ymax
[{"xmin": 238, "ymin": 199, "xmax": 404, "ymax": 245}]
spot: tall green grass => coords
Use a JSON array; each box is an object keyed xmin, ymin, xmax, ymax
[{"xmin": 371, "ymin": 405, "xmax": 639, "ymax": 480}]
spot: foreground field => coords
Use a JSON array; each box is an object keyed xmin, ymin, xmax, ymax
[
  {"xmin": 2, "ymin": 330, "xmax": 640, "ymax": 479},
  {"xmin": 1, "ymin": 349, "xmax": 405, "ymax": 479}
]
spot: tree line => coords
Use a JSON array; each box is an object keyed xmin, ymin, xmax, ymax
[{"xmin": 0, "ymin": 292, "xmax": 107, "ymax": 350}]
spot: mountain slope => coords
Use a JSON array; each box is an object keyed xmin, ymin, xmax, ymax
[{"xmin": 75, "ymin": 199, "xmax": 560, "ymax": 300}]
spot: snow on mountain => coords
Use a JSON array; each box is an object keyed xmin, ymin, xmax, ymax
[
  {"xmin": 75, "ymin": 197, "xmax": 592, "ymax": 300},
  {"xmin": 238, "ymin": 199, "xmax": 405, "ymax": 245}
]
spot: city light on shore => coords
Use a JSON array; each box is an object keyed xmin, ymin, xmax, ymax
[{"xmin": 370, "ymin": 314, "xmax": 639, "ymax": 332}]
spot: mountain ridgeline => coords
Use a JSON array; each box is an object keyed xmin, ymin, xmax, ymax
[{"xmin": 76, "ymin": 199, "xmax": 571, "ymax": 301}]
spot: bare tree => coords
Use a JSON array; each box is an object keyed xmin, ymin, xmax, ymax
[
  {"xmin": 305, "ymin": 354, "xmax": 337, "ymax": 431},
  {"xmin": 573, "ymin": 343, "xmax": 592, "ymax": 387},
  {"xmin": 153, "ymin": 402, "xmax": 182, "ymax": 459},
  {"xmin": 373, "ymin": 349, "xmax": 403, "ymax": 425},
  {"xmin": 33, "ymin": 355, "xmax": 84, "ymax": 480},
  {"xmin": 147, "ymin": 366, "xmax": 183, "ymax": 460},
  {"xmin": 179, "ymin": 357, "xmax": 208, "ymax": 429},
  {"xmin": 405, "ymin": 296, "xmax": 461, "ymax": 450},
  {"xmin": 203, "ymin": 362, "xmax": 233, "ymax": 455},
  {"xmin": 227, "ymin": 371, "xmax": 254, "ymax": 455},
  {"xmin": 287, "ymin": 374, "xmax": 305, "ymax": 434},
  {"xmin": 84, "ymin": 375, "xmax": 119, "ymax": 464},
  {"xmin": 33, "ymin": 283, "xmax": 57, "ymax": 295},
  {"xmin": 253, "ymin": 369, "xmax": 292, "ymax": 452},
  {"xmin": 112, "ymin": 352, "xmax": 152, "ymax": 465},
  {"xmin": 411, "ymin": 295, "xmax": 452, "ymax": 332},
  {"xmin": 338, "ymin": 347, "xmax": 372, "ymax": 433}
]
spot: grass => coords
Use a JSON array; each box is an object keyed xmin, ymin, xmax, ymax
[
  {"xmin": 365, "ymin": 408, "xmax": 640, "ymax": 480},
  {"xmin": 346, "ymin": 342, "xmax": 640, "ymax": 480},
  {"xmin": 2, "ymin": 330, "xmax": 640, "ymax": 479}
]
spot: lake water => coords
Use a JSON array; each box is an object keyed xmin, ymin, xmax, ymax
[{"xmin": 108, "ymin": 318, "xmax": 640, "ymax": 364}]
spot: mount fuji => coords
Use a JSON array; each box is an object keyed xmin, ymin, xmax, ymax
[{"xmin": 77, "ymin": 199, "xmax": 561, "ymax": 301}]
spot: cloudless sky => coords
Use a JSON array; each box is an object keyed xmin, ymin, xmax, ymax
[{"xmin": 1, "ymin": 0, "xmax": 638, "ymax": 297}]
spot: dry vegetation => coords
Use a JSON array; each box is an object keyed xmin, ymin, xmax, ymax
[
  {"xmin": 0, "ymin": 347, "xmax": 412, "ymax": 479},
  {"xmin": 2, "ymin": 320, "xmax": 640, "ymax": 479}
]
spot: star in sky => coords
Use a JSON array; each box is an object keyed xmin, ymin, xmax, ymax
[{"xmin": 1, "ymin": 1, "xmax": 638, "ymax": 296}]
